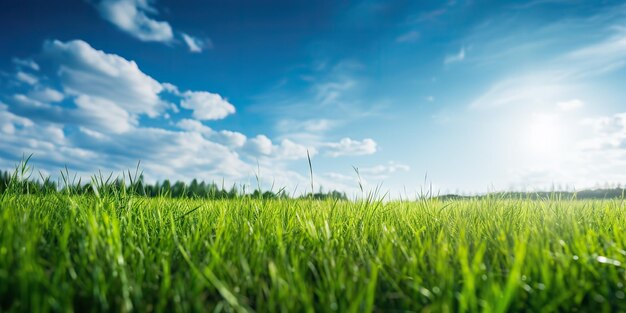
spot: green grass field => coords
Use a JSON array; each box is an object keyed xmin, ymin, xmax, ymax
[{"xmin": 2, "ymin": 186, "xmax": 626, "ymax": 312}]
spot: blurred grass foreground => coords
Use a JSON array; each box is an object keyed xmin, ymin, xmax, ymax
[{"xmin": 1, "ymin": 161, "xmax": 626, "ymax": 312}]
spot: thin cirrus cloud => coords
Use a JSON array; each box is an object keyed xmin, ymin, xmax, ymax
[
  {"xmin": 15, "ymin": 71, "xmax": 38, "ymax": 85},
  {"xmin": 396, "ymin": 30, "xmax": 420, "ymax": 43},
  {"xmin": 470, "ymin": 19, "xmax": 626, "ymax": 110},
  {"xmin": 12, "ymin": 58, "xmax": 40, "ymax": 71},
  {"xmin": 92, "ymin": 0, "xmax": 209, "ymax": 52},
  {"xmin": 444, "ymin": 47, "xmax": 465, "ymax": 64},
  {"xmin": 181, "ymin": 33, "xmax": 212, "ymax": 53}
]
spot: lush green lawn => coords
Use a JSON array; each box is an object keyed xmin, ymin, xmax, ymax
[{"xmin": 1, "ymin": 192, "xmax": 626, "ymax": 312}]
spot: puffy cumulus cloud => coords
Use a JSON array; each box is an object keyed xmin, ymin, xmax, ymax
[
  {"xmin": 323, "ymin": 137, "xmax": 377, "ymax": 157},
  {"xmin": 73, "ymin": 95, "xmax": 136, "ymax": 133},
  {"xmin": 580, "ymin": 113, "xmax": 626, "ymax": 150},
  {"xmin": 176, "ymin": 119, "xmax": 246, "ymax": 148},
  {"xmin": 246, "ymin": 135, "xmax": 274, "ymax": 155},
  {"xmin": 243, "ymin": 135, "xmax": 313, "ymax": 160},
  {"xmin": 0, "ymin": 115, "xmax": 254, "ymax": 184},
  {"xmin": 176, "ymin": 118, "xmax": 211, "ymax": 132},
  {"xmin": 11, "ymin": 92, "xmax": 135, "ymax": 134},
  {"xmin": 275, "ymin": 139, "xmax": 312, "ymax": 160},
  {"xmin": 180, "ymin": 91, "xmax": 236, "ymax": 120},
  {"xmin": 93, "ymin": 0, "xmax": 174, "ymax": 42},
  {"xmin": 218, "ymin": 130, "xmax": 247, "ymax": 148},
  {"xmin": 0, "ymin": 39, "xmax": 377, "ymax": 196},
  {"xmin": 72, "ymin": 126, "xmax": 252, "ymax": 179},
  {"xmin": 0, "ymin": 104, "xmax": 94, "ymax": 171},
  {"xmin": 42, "ymin": 39, "xmax": 166, "ymax": 117},
  {"xmin": 6, "ymin": 39, "xmax": 236, "ymax": 135}
]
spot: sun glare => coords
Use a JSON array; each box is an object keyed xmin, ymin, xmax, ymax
[{"xmin": 525, "ymin": 113, "xmax": 566, "ymax": 160}]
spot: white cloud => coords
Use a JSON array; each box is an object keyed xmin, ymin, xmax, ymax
[
  {"xmin": 176, "ymin": 118, "xmax": 213, "ymax": 134},
  {"xmin": 359, "ymin": 161, "xmax": 410, "ymax": 175},
  {"xmin": 16, "ymin": 71, "xmax": 38, "ymax": 85},
  {"xmin": 246, "ymin": 135, "xmax": 274, "ymax": 155},
  {"xmin": 274, "ymin": 139, "xmax": 311, "ymax": 160},
  {"xmin": 217, "ymin": 130, "xmax": 247, "ymax": 148},
  {"xmin": 93, "ymin": 0, "xmax": 209, "ymax": 53},
  {"xmin": 243, "ymin": 135, "xmax": 314, "ymax": 160},
  {"xmin": 505, "ymin": 110, "xmax": 626, "ymax": 191},
  {"xmin": 0, "ymin": 103, "xmax": 34, "ymax": 135},
  {"xmin": 277, "ymin": 118, "xmax": 337, "ymax": 133},
  {"xmin": 469, "ymin": 74, "xmax": 568, "ymax": 109},
  {"xmin": 580, "ymin": 113, "xmax": 626, "ymax": 150},
  {"xmin": 180, "ymin": 91, "xmax": 236, "ymax": 120},
  {"xmin": 12, "ymin": 58, "xmax": 39, "ymax": 71},
  {"xmin": 557, "ymin": 99, "xmax": 584, "ymax": 111},
  {"xmin": 324, "ymin": 172, "xmax": 354, "ymax": 182},
  {"xmin": 74, "ymin": 95, "xmax": 136, "ymax": 133},
  {"xmin": 13, "ymin": 94, "xmax": 46, "ymax": 107},
  {"xmin": 161, "ymin": 82, "xmax": 180, "ymax": 94},
  {"xmin": 444, "ymin": 47, "xmax": 465, "ymax": 64},
  {"xmin": 563, "ymin": 29, "xmax": 626, "ymax": 78},
  {"xmin": 1, "ymin": 39, "xmax": 370, "ymax": 196},
  {"xmin": 324, "ymin": 137, "xmax": 377, "ymax": 157},
  {"xmin": 182, "ymin": 33, "xmax": 212, "ymax": 53},
  {"xmin": 177, "ymin": 119, "xmax": 246, "ymax": 148},
  {"xmin": 396, "ymin": 30, "xmax": 420, "ymax": 43},
  {"xmin": 43, "ymin": 39, "xmax": 167, "ymax": 117},
  {"xmin": 469, "ymin": 13, "xmax": 626, "ymax": 111},
  {"xmin": 315, "ymin": 79, "xmax": 356, "ymax": 106},
  {"xmin": 27, "ymin": 87, "xmax": 64, "ymax": 103},
  {"xmin": 94, "ymin": 0, "xmax": 174, "ymax": 42}
]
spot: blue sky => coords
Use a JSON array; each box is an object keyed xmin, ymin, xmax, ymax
[{"xmin": 2, "ymin": 0, "xmax": 626, "ymax": 196}]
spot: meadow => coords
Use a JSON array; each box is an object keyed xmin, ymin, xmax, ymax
[{"xmin": 1, "ymin": 170, "xmax": 626, "ymax": 312}]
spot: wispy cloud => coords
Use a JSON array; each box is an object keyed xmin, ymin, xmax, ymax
[
  {"xmin": 396, "ymin": 30, "xmax": 420, "ymax": 43},
  {"xmin": 12, "ymin": 58, "xmax": 39, "ymax": 71},
  {"xmin": 511, "ymin": 0, "xmax": 574, "ymax": 10},
  {"xmin": 444, "ymin": 47, "xmax": 465, "ymax": 64},
  {"xmin": 182, "ymin": 33, "xmax": 212, "ymax": 53},
  {"xmin": 470, "ymin": 25, "xmax": 626, "ymax": 110},
  {"xmin": 359, "ymin": 161, "xmax": 410, "ymax": 176},
  {"xmin": 557, "ymin": 99, "xmax": 584, "ymax": 111},
  {"xmin": 408, "ymin": 8, "xmax": 446, "ymax": 24},
  {"xmin": 15, "ymin": 71, "xmax": 38, "ymax": 85}
]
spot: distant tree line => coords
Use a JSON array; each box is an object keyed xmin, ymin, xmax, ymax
[
  {"xmin": 436, "ymin": 189, "xmax": 626, "ymax": 200},
  {"xmin": 0, "ymin": 169, "xmax": 348, "ymax": 200}
]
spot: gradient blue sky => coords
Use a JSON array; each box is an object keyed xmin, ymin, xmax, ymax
[{"xmin": 2, "ymin": 0, "xmax": 626, "ymax": 196}]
